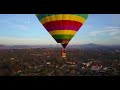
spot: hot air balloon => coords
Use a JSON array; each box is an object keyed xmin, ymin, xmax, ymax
[{"xmin": 36, "ymin": 14, "xmax": 88, "ymax": 58}]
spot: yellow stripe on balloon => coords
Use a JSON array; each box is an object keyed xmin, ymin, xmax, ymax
[
  {"xmin": 55, "ymin": 14, "xmax": 62, "ymax": 20},
  {"xmin": 62, "ymin": 14, "xmax": 70, "ymax": 20},
  {"xmin": 49, "ymin": 30, "xmax": 77, "ymax": 35},
  {"xmin": 40, "ymin": 14, "xmax": 86, "ymax": 24},
  {"xmin": 40, "ymin": 16, "xmax": 51, "ymax": 24}
]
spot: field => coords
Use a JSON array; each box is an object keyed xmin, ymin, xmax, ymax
[{"xmin": 0, "ymin": 47, "xmax": 120, "ymax": 76}]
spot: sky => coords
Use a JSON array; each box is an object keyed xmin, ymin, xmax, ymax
[{"xmin": 0, "ymin": 14, "xmax": 120, "ymax": 45}]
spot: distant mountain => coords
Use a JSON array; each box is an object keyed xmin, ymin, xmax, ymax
[
  {"xmin": 68, "ymin": 43, "xmax": 103, "ymax": 48},
  {"xmin": 0, "ymin": 44, "xmax": 62, "ymax": 49},
  {"xmin": 9, "ymin": 45, "xmax": 32, "ymax": 49},
  {"xmin": 68, "ymin": 43, "xmax": 120, "ymax": 50},
  {"xmin": 0, "ymin": 44, "xmax": 120, "ymax": 50},
  {"xmin": 0, "ymin": 45, "xmax": 9, "ymax": 49}
]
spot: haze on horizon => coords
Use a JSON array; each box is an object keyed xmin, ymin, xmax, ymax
[{"xmin": 0, "ymin": 14, "xmax": 120, "ymax": 46}]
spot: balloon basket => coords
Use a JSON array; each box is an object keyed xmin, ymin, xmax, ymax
[{"xmin": 61, "ymin": 48, "xmax": 67, "ymax": 58}]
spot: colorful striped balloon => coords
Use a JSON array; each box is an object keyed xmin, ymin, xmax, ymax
[{"xmin": 36, "ymin": 14, "xmax": 88, "ymax": 48}]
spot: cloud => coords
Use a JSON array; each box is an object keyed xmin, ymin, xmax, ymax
[
  {"xmin": 0, "ymin": 19, "xmax": 12, "ymax": 25},
  {"xmin": 88, "ymin": 33, "xmax": 97, "ymax": 36},
  {"xmin": 0, "ymin": 36, "xmax": 57, "ymax": 45},
  {"xmin": 83, "ymin": 24, "xmax": 93, "ymax": 28},
  {"xmin": 0, "ymin": 18, "xmax": 29, "ymax": 31},
  {"xmin": 113, "ymin": 36, "xmax": 120, "ymax": 40},
  {"xmin": 24, "ymin": 18, "xmax": 31, "ymax": 24},
  {"xmin": 88, "ymin": 31, "xmax": 103, "ymax": 36},
  {"xmin": 15, "ymin": 24, "xmax": 28, "ymax": 31},
  {"xmin": 109, "ymin": 31, "xmax": 119, "ymax": 36},
  {"xmin": 104, "ymin": 26, "xmax": 120, "ymax": 29},
  {"xmin": 89, "ymin": 26, "xmax": 120, "ymax": 36}
]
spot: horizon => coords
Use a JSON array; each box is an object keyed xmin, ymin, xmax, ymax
[
  {"xmin": 1, "ymin": 43, "xmax": 120, "ymax": 46},
  {"xmin": 0, "ymin": 14, "xmax": 120, "ymax": 45}
]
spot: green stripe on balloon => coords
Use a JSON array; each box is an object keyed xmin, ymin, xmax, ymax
[
  {"xmin": 52, "ymin": 35, "xmax": 74, "ymax": 39},
  {"xmin": 74, "ymin": 14, "xmax": 88, "ymax": 19},
  {"xmin": 36, "ymin": 14, "xmax": 58, "ymax": 20},
  {"xmin": 36, "ymin": 14, "xmax": 88, "ymax": 20},
  {"xmin": 55, "ymin": 39, "xmax": 71, "ymax": 43}
]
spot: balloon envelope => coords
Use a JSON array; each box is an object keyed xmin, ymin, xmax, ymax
[{"xmin": 36, "ymin": 14, "xmax": 88, "ymax": 48}]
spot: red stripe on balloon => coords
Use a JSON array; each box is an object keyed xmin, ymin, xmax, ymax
[{"xmin": 43, "ymin": 20, "xmax": 83, "ymax": 31}]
